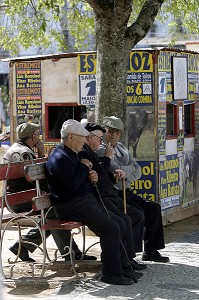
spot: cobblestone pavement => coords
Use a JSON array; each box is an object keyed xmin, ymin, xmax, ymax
[{"xmin": 1, "ymin": 215, "xmax": 199, "ymax": 300}]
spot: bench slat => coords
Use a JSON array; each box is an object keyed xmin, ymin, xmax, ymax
[
  {"xmin": 0, "ymin": 189, "xmax": 37, "ymax": 208},
  {"xmin": 0, "ymin": 157, "xmax": 47, "ymax": 180},
  {"xmin": 42, "ymin": 220, "xmax": 83, "ymax": 230}
]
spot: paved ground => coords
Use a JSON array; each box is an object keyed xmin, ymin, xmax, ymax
[{"xmin": 1, "ymin": 214, "xmax": 199, "ymax": 300}]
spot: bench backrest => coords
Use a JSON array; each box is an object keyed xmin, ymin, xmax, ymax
[
  {"xmin": 0, "ymin": 157, "xmax": 47, "ymax": 209},
  {"xmin": 24, "ymin": 161, "xmax": 52, "ymax": 211}
]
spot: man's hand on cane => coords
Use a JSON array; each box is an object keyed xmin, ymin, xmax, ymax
[
  {"xmin": 115, "ymin": 169, "xmax": 125, "ymax": 181},
  {"xmin": 88, "ymin": 170, "xmax": 98, "ymax": 184}
]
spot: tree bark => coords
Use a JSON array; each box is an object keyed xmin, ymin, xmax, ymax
[{"xmin": 86, "ymin": 0, "xmax": 165, "ymax": 140}]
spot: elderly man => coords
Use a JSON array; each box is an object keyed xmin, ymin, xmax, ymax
[
  {"xmin": 46, "ymin": 119, "xmax": 134, "ymax": 285},
  {"xmin": 78, "ymin": 122, "xmax": 146, "ymax": 273},
  {"xmin": 4, "ymin": 122, "xmax": 95, "ymax": 262},
  {"xmin": 97, "ymin": 116, "xmax": 169, "ymax": 263}
]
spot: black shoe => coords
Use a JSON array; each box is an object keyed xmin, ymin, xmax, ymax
[
  {"xmin": 100, "ymin": 274, "xmax": 133, "ymax": 285},
  {"xmin": 9, "ymin": 243, "xmax": 35, "ymax": 262},
  {"xmin": 123, "ymin": 270, "xmax": 143, "ymax": 280},
  {"xmin": 142, "ymin": 251, "xmax": 170, "ymax": 263},
  {"xmin": 131, "ymin": 259, "xmax": 147, "ymax": 270},
  {"xmin": 75, "ymin": 253, "xmax": 97, "ymax": 261}
]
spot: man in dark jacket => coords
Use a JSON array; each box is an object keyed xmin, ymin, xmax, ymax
[
  {"xmin": 78, "ymin": 122, "xmax": 147, "ymax": 272},
  {"xmin": 97, "ymin": 116, "xmax": 169, "ymax": 263},
  {"xmin": 46, "ymin": 119, "xmax": 136, "ymax": 285}
]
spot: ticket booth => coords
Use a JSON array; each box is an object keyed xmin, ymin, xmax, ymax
[{"xmin": 5, "ymin": 48, "xmax": 199, "ymax": 224}]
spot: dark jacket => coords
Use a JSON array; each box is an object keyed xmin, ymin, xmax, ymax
[
  {"xmin": 78, "ymin": 144, "xmax": 118, "ymax": 200},
  {"xmin": 46, "ymin": 143, "xmax": 93, "ymax": 205}
]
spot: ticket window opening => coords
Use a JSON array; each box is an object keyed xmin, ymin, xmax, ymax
[
  {"xmin": 46, "ymin": 104, "xmax": 87, "ymax": 141},
  {"xmin": 166, "ymin": 102, "xmax": 177, "ymax": 137},
  {"xmin": 184, "ymin": 102, "xmax": 195, "ymax": 136}
]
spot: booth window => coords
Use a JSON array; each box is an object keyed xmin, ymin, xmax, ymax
[
  {"xmin": 166, "ymin": 102, "xmax": 177, "ymax": 137},
  {"xmin": 184, "ymin": 102, "xmax": 195, "ymax": 136},
  {"xmin": 45, "ymin": 104, "xmax": 87, "ymax": 141}
]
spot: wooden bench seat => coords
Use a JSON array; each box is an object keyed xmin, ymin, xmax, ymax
[{"xmin": 0, "ymin": 155, "xmax": 99, "ymax": 280}]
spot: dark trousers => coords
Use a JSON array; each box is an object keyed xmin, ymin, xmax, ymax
[
  {"xmin": 55, "ymin": 193, "xmax": 129, "ymax": 276},
  {"xmin": 100, "ymin": 187, "xmax": 144, "ymax": 253},
  {"xmin": 120, "ymin": 189, "xmax": 165, "ymax": 253},
  {"xmin": 11, "ymin": 203, "xmax": 80, "ymax": 255},
  {"xmin": 99, "ymin": 196, "xmax": 136, "ymax": 260}
]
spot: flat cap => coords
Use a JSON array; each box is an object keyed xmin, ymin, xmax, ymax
[
  {"xmin": 103, "ymin": 116, "xmax": 124, "ymax": 131},
  {"xmin": 84, "ymin": 122, "xmax": 106, "ymax": 133},
  {"xmin": 60, "ymin": 119, "xmax": 90, "ymax": 138},
  {"xmin": 17, "ymin": 122, "xmax": 40, "ymax": 139}
]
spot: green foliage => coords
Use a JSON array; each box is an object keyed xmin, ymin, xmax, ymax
[
  {"xmin": 66, "ymin": 0, "xmax": 95, "ymax": 50},
  {"xmin": 163, "ymin": 0, "xmax": 199, "ymax": 35},
  {"xmin": 0, "ymin": 85, "xmax": 9, "ymax": 107},
  {"xmin": 0, "ymin": 0, "xmax": 199, "ymax": 54},
  {"xmin": 0, "ymin": 0, "xmax": 66, "ymax": 54}
]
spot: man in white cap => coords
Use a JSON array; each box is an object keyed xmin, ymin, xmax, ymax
[
  {"xmin": 97, "ymin": 116, "xmax": 169, "ymax": 263},
  {"xmin": 4, "ymin": 122, "xmax": 96, "ymax": 262},
  {"xmin": 46, "ymin": 119, "xmax": 135, "ymax": 285}
]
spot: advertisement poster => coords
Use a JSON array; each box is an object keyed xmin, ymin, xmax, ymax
[
  {"xmin": 130, "ymin": 160, "xmax": 156, "ymax": 201},
  {"xmin": 16, "ymin": 61, "xmax": 42, "ymax": 125},
  {"xmin": 158, "ymin": 102, "xmax": 166, "ymax": 156},
  {"xmin": 159, "ymin": 154, "xmax": 180, "ymax": 210},
  {"xmin": 78, "ymin": 53, "xmax": 96, "ymax": 106},
  {"xmin": 182, "ymin": 149, "xmax": 199, "ymax": 207},
  {"xmin": 78, "ymin": 51, "xmax": 153, "ymax": 106}
]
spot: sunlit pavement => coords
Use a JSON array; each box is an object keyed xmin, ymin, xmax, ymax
[{"xmin": 1, "ymin": 214, "xmax": 199, "ymax": 300}]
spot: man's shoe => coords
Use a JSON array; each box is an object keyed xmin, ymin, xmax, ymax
[
  {"xmin": 100, "ymin": 274, "xmax": 133, "ymax": 285},
  {"xmin": 131, "ymin": 259, "xmax": 147, "ymax": 270},
  {"xmin": 123, "ymin": 270, "xmax": 143, "ymax": 280},
  {"xmin": 9, "ymin": 243, "xmax": 35, "ymax": 262},
  {"xmin": 142, "ymin": 251, "xmax": 170, "ymax": 263},
  {"xmin": 75, "ymin": 253, "xmax": 97, "ymax": 261}
]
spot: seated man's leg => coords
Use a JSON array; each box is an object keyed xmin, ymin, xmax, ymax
[
  {"xmin": 9, "ymin": 227, "xmax": 51, "ymax": 262},
  {"xmin": 55, "ymin": 193, "xmax": 132, "ymax": 282},
  {"xmin": 102, "ymin": 198, "xmax": 135, "ymax": 260},
  {"xmin": 125, "ymin": 189, "xmax": 169, "ymax": 262},
  {"xmin": 47, "ymin": 208, "xmax": 96, "ymax": 260},
  {"xmin": 117, "ymin": 193, "xmax": 145, "ymax": 253},
  {"xmin": 9, "ymin": 202, "xmax": 51, "ymax": 262}
]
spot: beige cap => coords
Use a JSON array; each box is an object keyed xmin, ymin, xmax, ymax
[
  {"xmin": 17, "ymin": 122, "xmax": 40, "ymax": 139},
  {"xmin": 103, "ymin": 116, "xmax": 124, "ymax": 131},
  {"xmin": 60, "ymin": 119, "xmax": 90, "ymax": 138}
]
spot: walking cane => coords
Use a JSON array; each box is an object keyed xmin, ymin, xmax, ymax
[
  {"xmin": 93, "ymin": 182, "xmax": 138, "ymax": 283},
  {"xmin": 122, "ymin": 177, "xmax": 127, "ymax": 214}
]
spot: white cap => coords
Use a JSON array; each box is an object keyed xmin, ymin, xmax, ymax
[{"xmin": 60, "ymin": 119, "xmax": 90, "ymax": 138}]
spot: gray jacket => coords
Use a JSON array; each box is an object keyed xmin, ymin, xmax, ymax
[{"xmin": 97, "ymin": 141, "xmax": 141, "ymax": 190}]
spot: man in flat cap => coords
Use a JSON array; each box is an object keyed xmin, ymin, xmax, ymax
[
  {"xmin": 46, "ymin": 119, "xmax": 136, "ymax": 285},
  {"xmin": 4, "ymin": 122, "xmax": 96, "ymax": 262},
  {"xmin": 97, "ymin": 116, "xmax": 169, "ymax": 263}
]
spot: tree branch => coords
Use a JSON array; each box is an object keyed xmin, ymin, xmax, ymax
[{"xmin": 126, "ymin": 0, "xmax": 165, "ymax": 44}]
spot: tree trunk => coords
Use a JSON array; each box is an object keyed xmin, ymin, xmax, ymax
[{"xmin": 94, "ymin": 13, "xmax": 132, "ymax": 140}]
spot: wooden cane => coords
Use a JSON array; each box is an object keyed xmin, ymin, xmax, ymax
[{"xmin": 122, "ymin": 177, "xmax": 127, "ymax": 214}]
